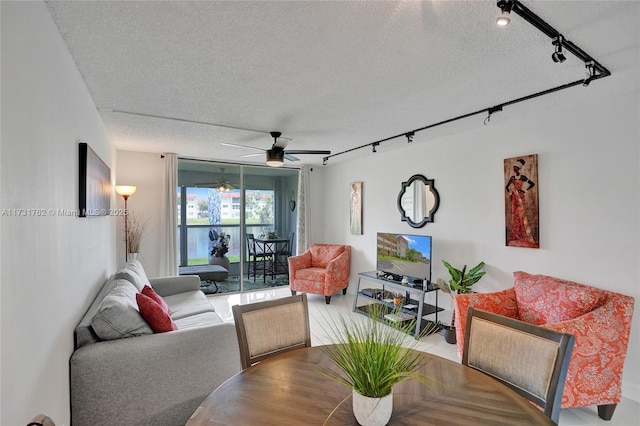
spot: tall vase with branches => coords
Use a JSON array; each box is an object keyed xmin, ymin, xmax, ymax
[{"xmin": 126, "ymin": 213, "xmax": 147, "ymax": 261}]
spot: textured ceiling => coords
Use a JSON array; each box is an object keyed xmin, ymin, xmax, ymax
[{"xmin": 45, "ymin": 0, "xmax": 640, "ymax": 167}]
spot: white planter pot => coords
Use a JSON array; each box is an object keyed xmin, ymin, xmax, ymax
[{"xmin": 352, "ymin": 389, "xmax": 393, "ymax": 426}]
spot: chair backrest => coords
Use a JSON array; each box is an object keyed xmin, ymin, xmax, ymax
[
  {"xmin": 246, "ymin": 233, "xmax": 256, "ymax": 255},
  {"xmin": 232, "ymin": 294, "xmax": 311, "ymax": 369},
  {"xmin": 462, "ymin": 307, "xmax": 574, "ymax": 424}
]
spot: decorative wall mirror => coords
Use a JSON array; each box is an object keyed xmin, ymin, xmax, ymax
[{"xmin": 397, "ymin": 174, "xmax": 440, "ymax": 228}]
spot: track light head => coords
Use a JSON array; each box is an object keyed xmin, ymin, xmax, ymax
[
  {"xmin": 583, "ymin": 60, "xmax": 595, "ymax": 87},
  {"xmin": 371, "ymin": 143, "xmax": 379, "ymax": 153},
  {"xmin": 552, "ymin": 51, "xmax": 566, "ymax": 63},
  {"xmin": 552, "ymin": 36, "xmax": 566, "ymax": 63},
  {"xmin": 496, "ymin": 0, "xmax": 513, "ymax": 27},
  {"xmin": 406, "ymin": 132, "xmax": 414, "ymax": 143},
  {"xmin": 322, "ymin": 157, "xmax": 328, "ymax": 166}
]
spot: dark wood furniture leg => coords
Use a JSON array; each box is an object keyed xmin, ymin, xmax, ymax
[
  {"xmin": 342, "ymin": 288, "xmax": 347, "ymax": 295},
  {"xmin": 325, "ymin": 296, "xmax": 331, "ymax": 304},
  {"xmin": 291, "ymin": 290, "xmax": 297, "ymax": 296},
  {"xmin": 598, "ymin": 404, "xmax": 616, "ymax": 420}
]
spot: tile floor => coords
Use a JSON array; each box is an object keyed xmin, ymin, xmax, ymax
[{"xmin": 207, "ymin": 287, "xmax": 639, "ymax": 425}]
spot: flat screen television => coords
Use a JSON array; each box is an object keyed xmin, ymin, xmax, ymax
[{"xmin": 376, "ymin": 232, "xmax": 432, "ymax": 284}]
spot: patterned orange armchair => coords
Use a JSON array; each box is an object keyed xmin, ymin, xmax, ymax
[
  {"xmin": 454, "ymin": 271, "xmax": 635, "ymax": 420},
  {"xmin": 288, "ymin": 244, "xmax": 351, "ymax": 304}
]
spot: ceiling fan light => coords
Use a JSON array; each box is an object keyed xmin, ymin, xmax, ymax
[{"xmin": 266, "ymin": 149, "xmax": 284, "ymax": 167}]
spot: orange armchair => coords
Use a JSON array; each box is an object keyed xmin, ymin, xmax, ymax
[
  {"xmin": 454, "ymin": 271, "xmax": 635, "ymax": 420},
  {"xmin": 288, "ymin": 244, "xmax": 351, "ymax": 304}
]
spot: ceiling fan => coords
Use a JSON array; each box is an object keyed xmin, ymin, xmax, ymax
[
  {"xmin": 195, "ymin": 168, "xmax": 234, "ymax": 192},
  {"xmin": 221, "ymin": 131, "xmax": 330, "ymax": 167}
]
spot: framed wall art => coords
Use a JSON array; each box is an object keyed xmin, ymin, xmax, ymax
[
  {"xmin": 79, "ymin": 142, "xmax": 111, "ymax": 217},
  {"xmin": 504, "ymin": 154, "xmax": 539, "ymax": 248},
  {"xmin": 350, "ymin": 182, "xmax": 363, "ymax": 235}
]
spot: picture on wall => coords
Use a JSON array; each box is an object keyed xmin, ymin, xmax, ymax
[
  {"xmin": 79, "ymin": 142, "xmax": 111, "ymax": 217},
  {"xmin": 504, "ymin": 154, "xmax": 539, "ymax": 248},
  {"xmin": 350, "ymin": 182, "xmax": 362, "ymax": 235}
]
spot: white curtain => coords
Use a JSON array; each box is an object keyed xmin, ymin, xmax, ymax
[
  {"xmin": 159, "ymin": 153, "xmax": 178, "ymax": 276},
  {"xmin": 296, "ymin": 166, "xmax": 311, "ymax": 254}
]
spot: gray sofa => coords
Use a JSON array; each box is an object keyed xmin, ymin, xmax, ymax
[{"xmin": 70, "ymin": 260, "xmax": 241, "ymax": 426}]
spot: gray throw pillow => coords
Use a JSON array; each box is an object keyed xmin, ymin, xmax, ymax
[
  {"xmin": 114, "ymin": 259, "xmax": 150, "ymax": 292},
  {"xmin": 91, "ymin": 279, "xmax": 152, "ymax": 340}
]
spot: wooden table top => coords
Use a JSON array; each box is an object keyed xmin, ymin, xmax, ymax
[{"xmin": 186, "ymin": 345, "xmax": 555, "ymax": 426}]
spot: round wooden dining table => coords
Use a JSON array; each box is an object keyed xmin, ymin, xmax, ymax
[{"xmin": 186, "ymin": 345, "xmax": 555, "ymax": 426}]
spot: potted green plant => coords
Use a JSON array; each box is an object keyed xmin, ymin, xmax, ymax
[
  {"xmin": 436, "ymin": 260, "xmax": 485, "ymax": 344},
  {"xmin": 319, "ymin": 305, "xmax": 437, "ymax": 425}
]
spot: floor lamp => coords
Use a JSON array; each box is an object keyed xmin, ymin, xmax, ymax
[{"xmin": 115, "ymin": 185, "xmax": 137, "ymax": 263}]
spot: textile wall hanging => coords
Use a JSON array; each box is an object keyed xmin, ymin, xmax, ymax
[
  {"xmin": 504, "ymin": 154, "xmax": 539, "ymax": 248},
  {"xmin": 350, "ymin": 182, "xmax": 363, "ymax": 235}
]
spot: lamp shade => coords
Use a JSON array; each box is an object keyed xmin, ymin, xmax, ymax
[
  {"xmin": 266, "ymin": 149, "xmax": 284, "ymax": 167},
  {"xmin": 115, "ymin": 185, "xmax": 137, "ymax": 198}
]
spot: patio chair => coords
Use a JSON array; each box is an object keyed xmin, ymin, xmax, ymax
[{"xmin": 246, "ymin": 233, "xmax": 269, "ymax": 280}]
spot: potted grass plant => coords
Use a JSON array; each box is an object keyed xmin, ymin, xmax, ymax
[
  {"xmin": 319, "ymin": 304, "xmax": 437, "ymax": 426},
  {"xmin": 436, "ymin": 260, "xmax": 485, "ymax": 344}
]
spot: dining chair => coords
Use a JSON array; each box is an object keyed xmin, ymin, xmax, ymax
[
  {"xmin": 462, "ymin": 307, "xmax": 575, "ymax": 424},
  {"xmin": 232, "ymin": 294, "xmax": 311, "ymax": 369},
  {"xmin": 246, "ymin": 233, "xmax": 269, "ymax": 280}
]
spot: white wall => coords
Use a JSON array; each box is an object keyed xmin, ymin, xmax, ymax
[
  {"xmin": 115, "ymin": 151, "xmax": 165, "ymax": 276},
  {"xmin": 320, "ymin": 90, "xmax": 640, "ymax": 403},
  {"xmin": 1, "ymin": 2, "xmax": 116, "ymax": 424}
]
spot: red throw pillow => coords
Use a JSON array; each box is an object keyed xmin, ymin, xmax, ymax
[
  {"xmin": 136, "ymin": 293, "xmax": 177, "ymax": 333},
  {"xmin": 141, "ymin": 285, "xmax": 171, "ymax": 315},
  {"xmin": 513, "ymin": 271, "xmax": 602, "ymax": 325}
]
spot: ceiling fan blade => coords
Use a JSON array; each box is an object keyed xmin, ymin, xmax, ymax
[
  {"xmin": 274, "ymin": 137, "xmax": 291, "ymax": 149},
  {"xmin": 284, "ymin": 153, "xmax": 300, "ymax": 162},
  {"xmin": 221, "ymin": 142, "xmax": 265, "ymax": 152},
  {"xmin": 240, "ymin": 153, "xmax": 264, "ymax": 158},
  {"xmin": 284, "ymin": 149, "xmax": 331, "ymax": 155}
]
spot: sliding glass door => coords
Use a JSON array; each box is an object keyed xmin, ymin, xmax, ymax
[{"xmin": 177, "ymin": 159, "xmax": 298, "ymax": 293}]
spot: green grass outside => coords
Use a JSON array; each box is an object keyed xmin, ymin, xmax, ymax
[{"xmin": 188, "ymin": 255, "xmax": 240, "ymax": 265}]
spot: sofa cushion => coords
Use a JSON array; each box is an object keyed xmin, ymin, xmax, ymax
[
  {"xmin": 142, "ymin": 285, "xmax": 171, "ymax": 315},
  {"xmin": 91, "ymin": 279, "xmax": 153, "ymax": 340},
  {"xmin": 309, "ymin": 244, "xmax": 345, "ymax": 268},
  {"xmin": 114, "ymin": 259, "xmax": 150, "ymax": 292},
  {"xmin": 164, "ymin": 290, "xmax": 216, "ymax": 320},
  {"xmin": 136, "ymin": 293, "xmax": 178, "ymax": 332},
  {"xmin": 173, "ymin": 311, "xmax": 224, "ymax": 330},
  {"xmin": 296, "ymin": 267, "xmax": 326, "ymax": 282},
  {"xmin": 513, "ymin": 271, "xmax": 602, "ymax": 325}
]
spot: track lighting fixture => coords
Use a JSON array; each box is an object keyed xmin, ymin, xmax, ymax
[
  {"xmin": 322, "ymin": 157, "xmax": 328, "ymax": 166},
  {"xmin": 406, "ymin": 132, "xmax": 414, "ymax": 143},
  {"xmin": 496, "ymin": 0, "xmax": 513, "ymax": 27},
  {"xmin": 321, "ymin": 1, "xmax": 610, "ymax": 165},
  {"xmin": 583, "ymin": 61, "xmax": 595, "ymax": 87},
  {"xmin": 552, "ymin": 36, "xmax": 566, "ymax": 63},
  {"xmin": 484, "ymin": 105, "xmax": 503, "ymax": 125}
]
